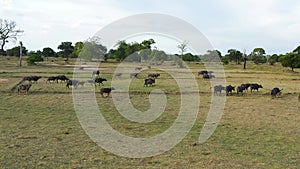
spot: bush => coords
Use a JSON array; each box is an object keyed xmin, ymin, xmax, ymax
[{"xmin": 27, "ymin": 53, "xmax": 44, "ymax": 65}]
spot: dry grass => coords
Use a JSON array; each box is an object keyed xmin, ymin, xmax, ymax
[{"xmin": 0, "ymin": 57, "xmax": 299, "ymax": 168}]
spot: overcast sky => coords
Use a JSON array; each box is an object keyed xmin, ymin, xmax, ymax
[{"xmin": 1, "ymin": 0, "xmax": 300, "ymax": 55}]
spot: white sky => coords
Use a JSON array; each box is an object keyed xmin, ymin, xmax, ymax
[{"xmin": 1, "ymin": 0, "xmax": 300, "ymax": 55}]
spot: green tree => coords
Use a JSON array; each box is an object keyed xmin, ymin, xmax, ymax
[
  {"xmin": 57, "ymin": 41, "xmax": 74, "ymax": 61},
  {"xmin": 6, "ymin": 46, "xmax": 27, "ymax": 57},
  {"xmin": 250, "ymin": 48, "xmax": 267, "ymax": 64},
  {"xmin": 225, "ymin": 49, "xmax": 243, "ymax": 64},
  {"xmin": 72, "ymin": 42, "xmax": 83, "ymax": 58},
  {"xmin": 268, "ymin": 54, "xmax": 279, "ymax": 65},
  {"xmin": 0, "ymin": 19, "xmax": 23, "ymax": 55},
  {"xmin": 292, "ymin": 45, "xmax": 300, "ymax": 54},
  {"xmin": 42, "ymin": 47, "xmax": 56, "ymax": 59},
  {"xmin": 79, "ymin": 37, "xmax": 107, "ymax": 61},
  {"xmin": 279, "ymin": 53, "xmax": 300, "ymax": 71}
]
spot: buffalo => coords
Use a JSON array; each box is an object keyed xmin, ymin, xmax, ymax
[
  {"xmin": 271, "ymin": 87, "xmax": 282, "ymax": 98},
  {"xmin": 130, "ymin": 73, "xmax": 138, "ymax": 78},
  {"xmin": 66, "ymin": 80, "xmax": 79, "ymax": 89},
  {"xmin": 250, "ymin": 83, "xmax": 263, "ymax": 92},
  {"xmin": 237, "ymin": 85, "xmax": 246, "ymax": 95},
  {"xmin": 144, "ymin": 78, "xmax": 155, "ymax": 87},
  {"xmin": 46, "ymin": 76, "xmax": 58, "ymax": 83},
  {"xmin": 214, "ymin": 85, "xmax": 225, "ymax": 95},
  {"xmin": 18, "ymin": 82, "xmax": 32, "ymax": 94},
  {"xmin": 23, "ymin": 76, "xmax": 42, "ymax": 83},
  {"xmin": 92, "ymin": 70, "xmax": 100, "ymax": 77},
  {"xmin": 226, "ymin": 85, "xmax": 235, "ymax": 95},
  {"xmin": 100, "ymin": 87, "xmax": 115, "ymax": 97},
  {"xmin": 56, "ymin": 75, "xmax": 69, "ymax": 83},
  {"xmin": 94, "ymin": 77, "xmax": 107, "ymax": 86},
  {"xmin": 148, "ymin": 73, "xmax": 160, "ymax": 79}
]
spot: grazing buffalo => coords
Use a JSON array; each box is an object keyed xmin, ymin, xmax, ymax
[
  {"xmin": 130, "ymin": 73, "xmax": 138, "ymax": 78},
  {"xmin": 144, "ymin": 78, "xmax": 155, "ymax": 87},
  {"xmin": 94, "ymin": 77, "xmax": 107, "ymax": 86},
  {"xmin": 241, "ymin": 83, "xmax": 251, "ymax": 91},
  {"xmin": 66, "ymin": 80, "xmax": 79, "ymax": 89},
  {"xmin": 271, "ymin": 87, "xmax": 282, "ymax": 98},
  {"xmin": 198, "ymin": 70, "xmax": 213, "ymax": 76},
  {"xmin": 148, "ymin": 73, "xmax": 160, "ymax": 79},
  {"xmin": 135, "ymin": 67, "xmax": 142, "ymax": 71},
  {"xmin": 56, "ymin": 75, "xmax": 69, "ymax": 83},
  {"xmin": 226, "ymin": 85, "xmax": 235, "ymax": 95},
  {"xmin": 100, "ymin": 87, "xmax": 115, "ymax": 97},
  {"xmin": 18, "ymin": 82, "xmax": 32, "ymax": 94},
  {"xmin": 250, "ymin": 83, "xmax": 263, "ymax": 92},
  {"xmin": 237, "ymin": 85, "xmax": 246, "ymax": 94},
  {"xmin": 46, "ymin": 76, "xmax": 58, "ymax": 83},
  {"xmin": 23, "ymin": 76, "xmax": 42, "ymax": 83},
  {"xmin": 92, "ymin": 70, "xmax": 100, "ymax": 77},
  {"xmin": 214, "ymin": 85, "xmax": 225, "ymax": 95},
  {"xmin": 203, "ymin": 73, "xmax": 215, "ymax": 79}
]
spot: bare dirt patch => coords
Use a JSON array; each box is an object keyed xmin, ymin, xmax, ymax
[{"xmin": 0, "ymin": 78, "xmax": 9, "ymax": 83}]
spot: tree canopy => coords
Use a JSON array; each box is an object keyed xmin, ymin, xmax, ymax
[
  {"xmin": 279, "ymin": 53, "xmax": 300, "ymax": 71},
  {"xmin": 57, "ymin": 42, "xmax": 74, "ymax": 61}
]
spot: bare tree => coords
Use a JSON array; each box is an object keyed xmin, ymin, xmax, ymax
[
  {"xmin": 0, "ymin": 19, "xmax": 23, "ymax": 55},
  {"xmin": 177, "ymin": 41, "xmax": 188, "ymax": 68}
]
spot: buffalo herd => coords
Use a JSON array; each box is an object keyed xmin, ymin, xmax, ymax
[{"xmin": 16, "ymin": 68, "xmax": 299, "ymax": 100}]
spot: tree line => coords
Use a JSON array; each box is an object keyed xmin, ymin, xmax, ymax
[{"xmin": 1, "ymin": 18, "xmax": 300, "ymax": 70}]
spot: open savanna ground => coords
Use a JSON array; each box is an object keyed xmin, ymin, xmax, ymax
[{"xmin": 0, "ymin": 57, "xmax": 299, "ymax": 169}]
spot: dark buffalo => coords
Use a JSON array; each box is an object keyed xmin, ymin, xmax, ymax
[
  {"xmin": 144, "ymin": 78, "xmax": 155, "ymax": 87},
  {"xmin": 94, "ymin": 77, "xmax": 107, "ymax": 86},
  {"xmin": 66, "ymin": 80, "xmax": 79, "ymax": 89},
  {"xmin": 92, "ymin": 70, "xmax": 100, "ymax": 77},
  {"xmin": 198, "ymin": 70, "xmax": 213, "ymax": 76},
  {"xmin": 130, "ymin": 73, "xmax": 138, "ymax": 78},
  {"xmin": 100, "ymin": 87, "xmax": 115, "ymax": 97},
  {"xmin": 46, "ymin": 76, "xmax": 58, "ymax": 83},
  {"xmin": 214, "ymin": 85, "xmax": 225, "ymax": 95},
  {"xmin": 226, "ymin": 85, "xmax": 235, "ymax": 95},
  {"xmin": 250, "ymin": 83, "xmax": 263, "ymax": 92},
  {"xmin": 237, "ymin": 85, "xmax": 246, "ymax": 94},
  {"xmin": 203, "ymin": 73, "xmax": 215, "ymax": 79},
  {"xmin": 23, "ymin": 76, "xmax": 42, "ymax": 83},
  {"xmin": 241, "ymin": 83, "xmax": 251, "ymax": 91},
  {"xmin": 18, "ymin": 82, "xmax": 32, "ymax": 94},
  {"xmin": 271, "ymin": 87, "xmax": 282, "ymax": 98},
  {"xmin": 148, "ymin": 73, "xmax": 160, "ymax": 78},
  {"xmin": 56, "ymin": 75, "xmax": 69, "ymax": 83}
]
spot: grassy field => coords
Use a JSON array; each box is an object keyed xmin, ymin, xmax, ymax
[{"xmin": 0, "ymin": 57, "xmax": 299, "ymax": 168}]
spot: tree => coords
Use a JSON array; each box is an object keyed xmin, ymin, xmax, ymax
[
  {"xmin": 57, "ymin": 41, "xmax": 74, "ymax": 61},
  {"xmin": 279, "ymin": 53, "xmax": 300, "ymax": 71},
  {"xmin": 6, "ymin": 46, "xmax": 27, "ymax": 57},
  {"xmin": 292, "ymin": 45, "xmax": 300, "ymax": 54},
  {"xmin": 268, "ymin": 54, "xmax": 279, "ymax": 65},
  {"xmin": 250, "ymin": 48, "xmax": 267, "ymax": 64},
  {"xmin": 79, "ymin": 37, "xmax": 107, "ymax": 61},
  {"xmin": 0, "ymin": 19, "xmax": 23, "ymax": 55},
  {"xmin": 177, "ymin": 41, "xmax": 188, "ymax": 68},
  {"xmin": 42, "ymin": 47, "xmax": 56, "ymax": 59},
  {"xmin": 225, "ymin": 49, "xmax": 243, "ymax": 64},
  {"xmin": 149, "ymin": 49, "xmax": 167, "ymax": 65},
  {"xmin": 72, "ymin": 41, "xmax": 83, "ymax": 58}
]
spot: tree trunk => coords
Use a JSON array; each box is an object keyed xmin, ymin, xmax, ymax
[{"xmin": 243, "ymin": 58, "xmax": 247, "ymax": 69}]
